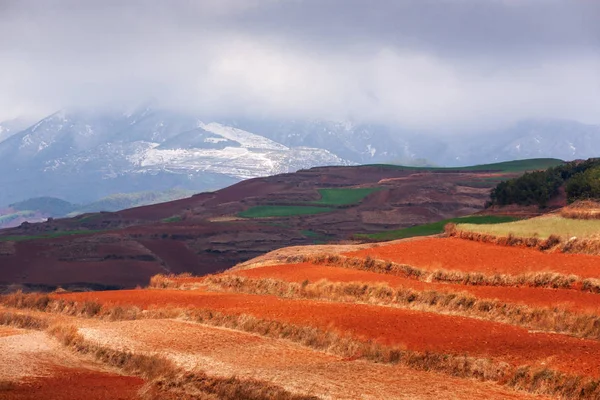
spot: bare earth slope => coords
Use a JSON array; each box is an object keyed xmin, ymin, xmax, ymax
[{"xmin": 0, "ymin": 165, "xmax": 521, "ymax": 290}]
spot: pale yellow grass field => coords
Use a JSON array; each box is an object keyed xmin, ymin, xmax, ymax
[{"xmin": 457, "ymin": 215, "xmax": 600, "ymax": 239}]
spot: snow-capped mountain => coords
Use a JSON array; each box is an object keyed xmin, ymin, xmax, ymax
[
  {"xmin": 228, "ymin": 119, "xmax": 418, "ymax": 164},
  {"xmin": 0, "ymin": 108, "xmax": 352, "ymax": 205},
  {"xmin": 1, "ymin": 106, "xmax": 599, "ymax": 206}
]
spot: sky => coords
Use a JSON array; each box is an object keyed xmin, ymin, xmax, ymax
[{"xmin": 0, "ymin": 0, "xmax": 599, "ymax": 131}]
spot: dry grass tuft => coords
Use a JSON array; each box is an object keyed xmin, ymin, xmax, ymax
[
  {"xmin": 0, "ymin": 291, "xmax": 143, "ymax": 320},
  {"xmin": 204, "ymin": 275, "xmax": 600, "ymax": 340},
  {"xmin": 148, "ymin": 273, "xmax": 197, "ymax": 290},
  {"xmin": 0, "ymin": 310, "xmax": 49, "ymax": 330},
  {"xmin": 561, "ymin": 201, "xmax": 600, "ymax": 220}
]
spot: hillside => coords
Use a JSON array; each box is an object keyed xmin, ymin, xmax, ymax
[
  {"xmin": 0, "ymin": 159, "xmax": 559, "ymax": 291},
  {"xmin": 1, "ymin": 226, "xmax": 599, "ymax": 399}
]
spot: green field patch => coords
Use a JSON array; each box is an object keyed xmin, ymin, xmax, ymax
[
  {"xmin": 367, "ymin": 158, "xmax": 564, "ymax": 173},
  {"xmin": 238, "ymin": 206, "xmax": 335, "ymax": 218},
  {"xmin": 357, "ymin": 215, "xmax": 520, "ymax": 241},
  {"xmin": 311, "ymin": 187, "xmax": 382, "ymax": 206},
  {"xmin": 0, "ymin": 229, "xmax": 101, "ymax": 242},
  {"xmin": 161, "ymin": 215, "xmax": 182, "ymax": 223},
  {"xmin": 457, "ymin": 215, "xmax": 600, "ymax": 240}
]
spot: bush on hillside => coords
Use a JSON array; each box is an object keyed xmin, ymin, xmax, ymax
[
  {"xmin": 490, "ymin": 158, "xmax": 600, "ymax": 207},
  {"xmin": 565, "ymin": 166, "xmax": 600, "ymax": 202}
]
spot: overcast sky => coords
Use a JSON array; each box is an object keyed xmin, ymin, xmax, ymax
[{"xmin": 0, "ymin": 0, "xmax": 599, "ymax": 131}]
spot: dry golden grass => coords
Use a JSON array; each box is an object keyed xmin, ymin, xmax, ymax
[
  {"xmin": 149, "ymin": 273, "xmax": 193, "ymax": 289},
  {"xmin": 0, "ymin": 310, "xmax": 49, "ymax": 330},
  {"xmin": 446, "ymin": 221, "xmax": 600, "ymax": 256},
  {"xmin": 455, "ymin": 215, "xmax": 600, "ymax": 240},
  {"xmin": 203, "ymin": 275, "xmax": 600, "ymax": 340},
  {"xmin": 561, "ymin": 201, "xmax": 600, "ymax": 220}
]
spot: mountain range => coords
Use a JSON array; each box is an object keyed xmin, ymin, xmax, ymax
[{"xmin": 1, "ymin": 107, "xmax": 599, "ymax": 206}]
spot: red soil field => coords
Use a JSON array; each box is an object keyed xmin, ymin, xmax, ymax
[
  {"xmin": 80, "ymin": 319, "xmax": 546, "ymax": 400},
  {"xmin": 57, "ymin": 289, "xmax": 600, "ymax": 378},
  {"xmin": 232, "ymin": 263, "xmax": 600, "ymax": 313},
  {"xmin": 346, "ymin": 237, "xmax": 600, "ymax": 278},
  {"xmin": 2, "ymin": 365, "xmax": 144, "ymax": 400}
]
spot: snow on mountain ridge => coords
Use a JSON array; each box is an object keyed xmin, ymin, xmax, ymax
[{"xmin": 199, "ymin": 122, "xmax": 288, "ymax": 150}]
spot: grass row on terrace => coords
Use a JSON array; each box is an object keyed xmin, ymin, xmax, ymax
[
  {"xmin": 457, "ymin": 215, "xmax": 600, "ymax": 240},
  {"xmin": 310, "ymin": 187, "xmax": 382, "ymax": 206},
  {"xmin": 368, "ymin": 158, "xmax": 564, "ymax": 173},
  {"xmin": 238, "ymin": 206, "xmax": 335, "ymax": 218},
  {"xmin": 239, "ymin": 187, "xmax": 380, "ymax": 218},
  {"xmin": 357, "ymin": 215, "xmax": 520, "ymax": 241},
  {"xmin": 0, "ymin": 229, "xmax": 100, "ymax": 242}
]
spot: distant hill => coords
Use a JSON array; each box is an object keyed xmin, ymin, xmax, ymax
[{"xmin": 0, "ymin": 189, "xmax": 196, "ymax": 228}]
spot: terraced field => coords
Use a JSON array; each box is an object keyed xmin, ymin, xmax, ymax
[
  {"xmin": 1, "ymin": 231, "xmax": 599, "ymax": 399},
  {"xmin": 456, "ymin": 215, "xmax": 600, "ymax": 240}
]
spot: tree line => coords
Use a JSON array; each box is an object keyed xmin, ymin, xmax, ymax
[{"xmin": 489, "ymin": 158, "xmax": 600, "ymax": 207}]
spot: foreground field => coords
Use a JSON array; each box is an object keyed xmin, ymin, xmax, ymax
[
  {"xmin": 1, "ymin": 233, "xmax": 599, "ymax": 399},
  {"xmin": 346, "ymin": 237, "xmax": 600, "ymax": 278}
]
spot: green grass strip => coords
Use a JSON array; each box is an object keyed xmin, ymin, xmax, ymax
[
  {"xmin": 366, "ymin": 158, "xmax": 564, "ymax": 173},
  {"xmin": 311, "ymin": 187, "xmax": 382, "ymax": 206},
  {"xmin": 238, "ymin": 206, "xmax": 334, "ymax": 218}
]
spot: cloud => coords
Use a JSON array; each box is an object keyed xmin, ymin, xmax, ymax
[{"xmin": 0, "ymin": 0, "xmax": 598, "ymax": 131}]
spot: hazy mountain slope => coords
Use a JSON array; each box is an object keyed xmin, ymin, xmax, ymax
[
  {"xmin": 229, "ymin": 119, "xmax": 418, "ymax": 164},
  {"xmin": 0, "ymin": 109, "xmax": 352, "ymax": 205},
  {"xmin": 439, "ymin": 120, "xmax": 600, "ymax": 166},
  {"xmin": 0, "ymin": 118, "xmax": 32, "ymax": 143}
]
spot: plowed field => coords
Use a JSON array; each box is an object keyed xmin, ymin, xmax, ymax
[
  {"xmin": 56, "ymin": 289, "xmax": 600, "ymax": 377},
  {"xmin": 77, "ymin": 319, "xmax": 545, "ymax": 400},
  {"xmin": 232, "ymin": 263, "xmax": 600, "ymax": 312},
  {"xmin": 3, "ymin": 366, "xmax": 144, "ymax": 400},
  {"xmin": 346, "ymin": 237, "xmax": 600, "ymax": 278},
  {"xmin": 0, "ymin": 326, "xmax": 145, "ymax": 400}
]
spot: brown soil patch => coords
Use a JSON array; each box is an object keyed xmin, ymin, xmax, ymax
[
  {"xmin": 233, "ymin": 263, "xmax": 600, "ymax": 313},
  {"xmin": 57, "ymin": 289, "xmax": 600, "ymax": 378},
  {"xmin": 77, "ymin": 319, "xmax": 544, "ymax": 400},
  {"xmin": 346, "ymin": 237, "xmax": 600, "ymax": 278}
]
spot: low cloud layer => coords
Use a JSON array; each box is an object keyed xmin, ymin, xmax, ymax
[{"xmin": 1, "ymin": 0, "xmax": 599, "ymax": 131}]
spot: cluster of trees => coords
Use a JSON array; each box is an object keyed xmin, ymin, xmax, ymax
[{"xmin": 490, "ymin": 158, "xmax": 600, "ymax": 207}]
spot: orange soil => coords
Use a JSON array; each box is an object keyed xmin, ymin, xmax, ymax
[
  {"xmin": 57, "ymin": 290, "xmax": 600, "ymax": 378},
  {"xmin": 0, "ymin": 328, "xmax": 24, "ymax": 338},
  {"xmin": 346, "ymin": 237, "xmax": 600, "ymax": 278},
  {"xmin": 79, "ymin": 319, "xmax": 546, "ymax": 400},
  {"xmin": 2, "ymin": 365, "xmax": 144, "ymax": 400},
  {"xmin": 232, "ymin": 263, "xmax": 600, "ymax": 313}
]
